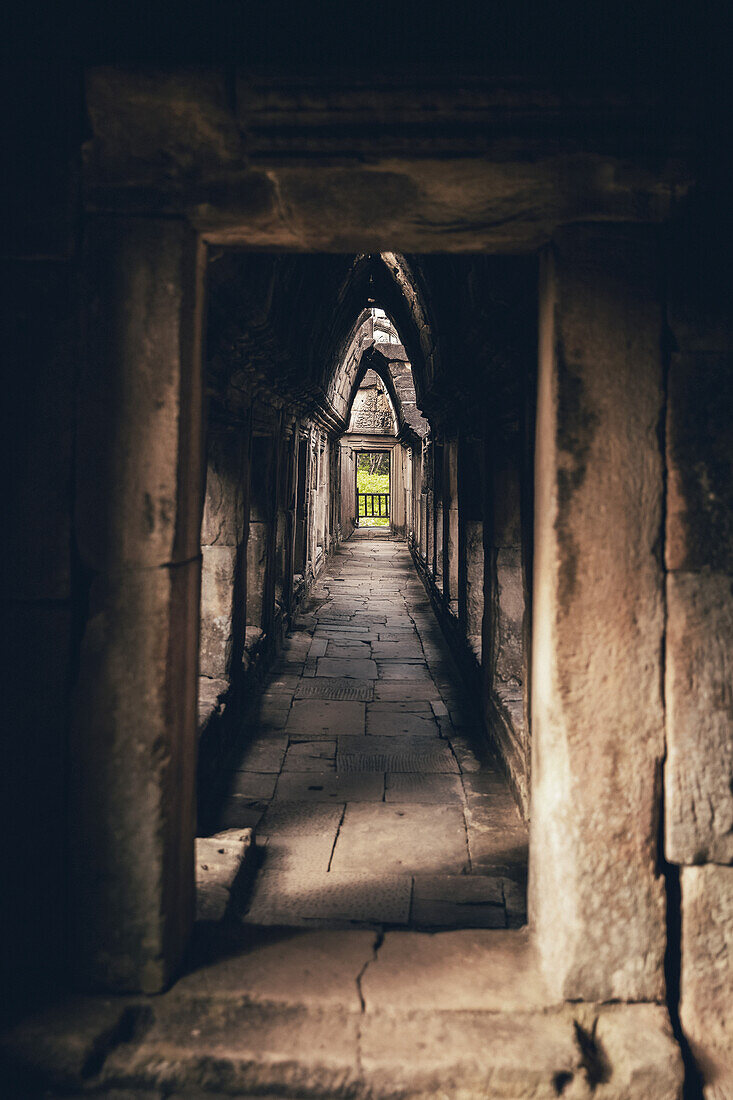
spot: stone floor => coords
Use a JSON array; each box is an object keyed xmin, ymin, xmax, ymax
[{"xmin": 214, "ymin": 535, "xmax": 528, "ymax": 930}]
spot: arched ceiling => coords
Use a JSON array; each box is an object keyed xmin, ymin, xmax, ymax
[{"xmin": 206, "ymin": 250, "xmax": 536, "ymax": 435}]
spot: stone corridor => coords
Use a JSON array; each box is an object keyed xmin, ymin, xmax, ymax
[{"xmin": 215, "ymin": 534, "xmax": 528, "ymax": 930}]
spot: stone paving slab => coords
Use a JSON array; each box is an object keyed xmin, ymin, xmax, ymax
[
  {"xmin": 259, "ymin": 801, "xmax": 345, "ymax": 837},
  {"xmin": 368, "ymin": 699, "xmax": 433, "ymax": 714},
  {"xmin": 330, "ymin": 803, "xmax": 470, "ymax": 876},
  {"xmin": 336, "ymin": 736, "xmax": 459, "ymax": 774},
  {"xmin": 374, "ymin": 660, "xmax": 431, "ymax": 677},
  {"xmin": 372, "ymin": 680, "xmax": 442, "ymax": 701},
  {"xmin": 371, "ymin": 641, "xmax": 425, "ymax": 660},
  {"xmin": 410, "ymin": 874, "xmax": 506, "ymax": 930},
  {"xmin": 285, "ymin": 698, "xmax": 366, "ymax": 736},
  {"xmin": 282, "ymin": 739, "xmax": 337, "ymax": 771},
  {"xmin": 215, "ymin": 797, "xmax": 266, "ymax": 831},
  {"xmin": 324, "ymin": 643, "xmax": 373, "ymax": 660},
  {"xmin": 275, "ymin": 770, "xmax": 385, "ymax": 803},
  {"xmin": 467, "ymin": 827, "xmax": 530, "ymax": 879},
  {"xmin": 229, "ymin": 771, "xmax": 278, "ymax": 800},
  {"xmin": 385, "ymin": 773, "xmax": 463, "ymax": 803},
  {"xmin": 316, "ymin": 657, "xmax": 379, "ymax": 679},
  {"xmin": 366, "ymin": 709, "xmax": 440, "ymax": 737},
  {"xmin": 295, "ymin": 677, "xmax": 374, "ymax": 701}
]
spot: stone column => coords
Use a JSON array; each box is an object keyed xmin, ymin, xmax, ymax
[
  {"xmin": 442, "ymin": 437, "xmax": 459, "ymax": 611},
  {"xmin": 433, "ymin": 441, "xmax": 444, "ymax": 584},
  {"xmin": 664, "ymin": 197, "xmax": 733, "ymax": 1090},
  {"xmin": 199, "ymin": 421, "xmax": 247, "ymax": 682},
  {"xmin": 73, "ymin": 217, "xmax": 205, "ymax": 992},
  {"xmin": 247, "ymin": 430, "xmax": 276, "ymax": 635},
  {"xmin": 531, "ymin": 225, "xmax": 666, "ymax": 1002},
  {"xmin": 458, "ymin": 434, "xmax": 484, "ymax": 656}
]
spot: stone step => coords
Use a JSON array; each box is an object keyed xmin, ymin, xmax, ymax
[{"xmin": 1, "ymin": 931, "xmax": 683, "ymax": 1099}]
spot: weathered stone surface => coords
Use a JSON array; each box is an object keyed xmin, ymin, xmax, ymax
[
  {"xmin": 316, "ymin": 656, "xmax": 378, "ymax": 679},
  {"xmin": 411, "ymin": 875, "xmax": 505, "ymax": 929},
  {"xmin": 493, "ymin": 546, "xmax": 524, "ymax": 690},
  {"xmin": 384, "ymin": 773, "xmax": 463, "ymax": 803},
  {"xmin": 179, "ymin": 928, "xmax": 375, "ymax": 1008},
  {"xmin": 197, "ymin": 676, "xmax": 228, "ymax": 733},
  {"xmin": 366, "ymin": 708, "xmax": 439, "ymax": 737},
  {"xmin": 199, "ymin": 545, "xmax": 239, "ymax": 678},
  {"xmin": 200, "ymin": 427, "xmax": 246, "ymax": 547},
  {"xmin": 330, "ymin": 803, "xmax": 469, "ymax": 875},
  {"xmin": 276, "ymin": 771, "xmax": 384, "ymax": 802},
  {"xmin": 680, "ymin": 865, "xmax": 733, "ymax": 1097},
  {"xmin": 195, "ymin": 828, "xmax": 254, "ymax": 922},
  {"xmin": 282, "ymin": 739, "xmax": 336, "ymax": 771},
  {"xmin": 666, "ymin": 572, "xmax": 733, "ymax": 865},
  {"xmin": 286, "ymin": 699, "xmax": 366, "ymax": 735},
  {"xmin": 666, "ymin": 353, "xmax": 733, "ymax": 572},
  {"xmin": 71, "ymin": 558, "xmax": 200, "ymax": 991},
  {"xmin": 77, "ymin": 217, "xmax": 204, "ymax": 570},
  {"xmin": 531, "ymin": 226, "xmax": 666, "ymax": 1001},
  {"xmin": 362, "ymin": 929, "xmax": 545, "ymax": 1011}
]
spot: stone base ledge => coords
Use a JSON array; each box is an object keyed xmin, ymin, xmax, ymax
[{"xmin": 0, "ymin": 929, "xmax": 683, "ymax": 1099}]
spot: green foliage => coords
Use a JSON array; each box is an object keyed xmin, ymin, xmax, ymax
[
  {"xmin": 357, "ymin": 451, "xmax": 389, "ymax": 476},
  {"xmin": 356, "ymin": 464, "xmax": 390, "ymax": 527}
]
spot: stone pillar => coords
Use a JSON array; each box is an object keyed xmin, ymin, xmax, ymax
[
  {"xmin": 664, "ymin": 197, "xmax": 733, "ymax": 1090},
  {"xmin": 199, "ymin": 421, "xmax": 247, "ymax": 680},
  {"xmin": 442, "ymin": 437, "xmax": 459, "ymax": 611},
  {"xmin": 247, "ymin": 430, "xmax": 275, "ymax": 634},
  {"xmin": 433, "ymin": 441, "xmax": 444, "ymax": 583},
  {"xmin": 531, "ymin": 225, "xmax": 666, "ymax": 1002},
  {"xmin": 73, "ymin": 217, "xmax": 205, "ymax": 992},
  {"xmin": 458, "ymin": 434, "xmax": 484, "ymax": 656},
  {"xmin": 294, "ymin": 434, "xmax": 309, "ymax": 574}
]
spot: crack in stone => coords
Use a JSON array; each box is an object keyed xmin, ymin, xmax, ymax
[{"xmin": 326, "ymin": 802, "xmax": 347, "ymax": 872}]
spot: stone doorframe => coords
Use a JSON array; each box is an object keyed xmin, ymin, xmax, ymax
[{"xmin": 74, "ymin": 214, "xmax": 668, "ymax": 1010}]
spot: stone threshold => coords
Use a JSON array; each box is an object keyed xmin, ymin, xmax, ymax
[{"xmin": 0, "ymin": 928, "xmax": 683, "ymax": 1098}]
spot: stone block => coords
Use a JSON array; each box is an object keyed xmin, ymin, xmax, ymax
[
  {"xmin": 199, "ymin": 545, "xmax": 239, "ymax": 678},
  {"xmin": 666, "ymin": 572, "xmax": 733, "ymax": 865},
  {"xmin": 195, "ymin": 828, "xmax": 254, "ymax": 922},
  {"xmin": 680, "ymin": 865, "xmax": 733, "ymax": 1096}
]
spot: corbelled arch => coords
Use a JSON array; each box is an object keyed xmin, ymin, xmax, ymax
[{"xmin": 322, "ymin": 253, "xmax": 437, "ymax": 422}]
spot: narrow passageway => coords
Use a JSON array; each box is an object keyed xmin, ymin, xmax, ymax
[{"xmin": 217, "ymin": 534, "xmax": 528, "ymax": 930}]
